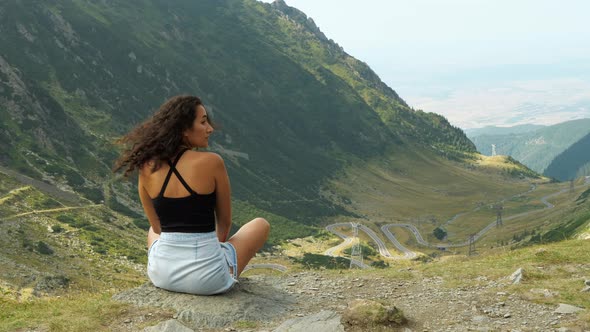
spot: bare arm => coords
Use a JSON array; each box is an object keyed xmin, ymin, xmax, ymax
[
  {"xmin": 138, "ymin": 175, "xmax": 161, "ymax": 234},
  {"xmin": 213, "ymin": 154, "xmax": 232, "ymax": 242}
]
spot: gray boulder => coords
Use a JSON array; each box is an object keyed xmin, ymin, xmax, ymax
[{"xmin": 114, "ymin": 278, "xmax": 296, "ymax": 329}]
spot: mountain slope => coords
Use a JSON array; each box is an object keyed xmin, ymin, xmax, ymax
[
  {"xmin": 0, "ymin": 0, "xmax": 474, "ymax": 231},
  {"xmin": 468, "ymin": 119, "xmax": 590, "ymax": 173},
  {"xmin": 544, "ymin": 133, "xmax": 590, "ymax": 181}
]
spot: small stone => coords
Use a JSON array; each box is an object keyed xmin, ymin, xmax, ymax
[
  {"xmin": 123, "ymin": 319, "xmax": 132, "ymax": 323},
  {"xmin": 503, "ymin": 313, "xmax": 511, "ymax": 318},
  {"xmin": 509, "ymin": 268, "xmax": 523, "ymax": 284},
  {"xmin": 287, "ymin": 282, "xmax": 296, "ymax": 286},
  {"xmin": 554, "ymin": 303, "xmax": 584, "ymax": 314},
  {"xmin": 497, "ymin": 292, "xmax": 507, "ymax": 296}
]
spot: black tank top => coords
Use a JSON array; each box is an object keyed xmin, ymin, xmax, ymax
[{"xmin": 152, "ymin": 149, "xmax": 216, "ymax": 233}]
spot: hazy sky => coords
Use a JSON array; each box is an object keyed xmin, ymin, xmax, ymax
[{"xmin": 259, "ymin": 0, "xmax": 590, "ymax": 128}]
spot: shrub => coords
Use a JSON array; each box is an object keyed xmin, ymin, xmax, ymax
[
  {"xmin": 36, "ymin": 241, "xmax": 54, "ymax": 255},
  {"xmin": 52, "ymin": 224, "xmax": 65, "ymax": 233},
  {"xmin": 370, "ymin": 260, "xmax": 389, "ymax": 268},
  {"xmin": 132, "ymin": 218, "xmax": 150, "ymax": 231},
  {"xmin": 56, "ymin": 214, "xmax": 76, "ymax": 224},
  {"xmin": 433, "ymin": 227, "xmax": 447, "ymax": 240},
  {"xmin": 294, "ymin": 253, "xmax": 349, "ymax": 269}
]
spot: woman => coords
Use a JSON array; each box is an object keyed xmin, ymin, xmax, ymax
[{"xmin": 114, "ymin": 95, "xmax": 270, "ymax": 295}]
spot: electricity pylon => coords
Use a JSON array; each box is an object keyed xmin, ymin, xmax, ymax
[
  {"xmin": 468, "ymin": 234, "xmax": 477, "ymax": 256},
  {"xmin": 495, "ymin": 204, "xmax": 503, "ymax": 227},
  {"xmin": 349, "ymin": 222, "xmax": 363, "ymax": 269}
]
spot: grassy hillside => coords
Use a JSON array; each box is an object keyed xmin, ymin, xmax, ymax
[
  {"xmin": 0, "ymin": 172, "xmax": 146, "ymax": 301},
  {"xmin": 325, "ymin": 147, "xmax": 537, "ymax": 225}
]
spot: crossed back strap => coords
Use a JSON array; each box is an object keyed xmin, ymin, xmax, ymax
[{"xmin": 158, "ymin": 149, "xmax": 195, "ymax": 197}]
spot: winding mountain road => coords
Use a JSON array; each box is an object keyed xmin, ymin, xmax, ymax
[
  {"xmin": 325, "ymin": 179, "xmax": 589, "ymax": 261},
  {"xmin": 324, "ymin": 223, "xmax": 371, "ymax": 268}
]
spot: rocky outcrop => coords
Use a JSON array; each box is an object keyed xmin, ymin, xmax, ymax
[{"xmin": 113, "ymin": 278, "xmax": 296, "ymax": 329}]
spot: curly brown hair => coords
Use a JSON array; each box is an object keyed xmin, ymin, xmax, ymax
[{"xmin": 113, "ymin": 95, "xmax": 210, "ymax": 176}]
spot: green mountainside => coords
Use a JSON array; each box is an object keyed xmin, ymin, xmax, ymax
[
  {"xmin": 468, "ymin": 119, "xmax": 590, "ymax": 174},
  {"xmin": 0, "ymin": 0, "xmax": 474, "ymax": 233},
  {"xmin": 544, "ymin": 133, "xmax": 590, "ymax": 181}
]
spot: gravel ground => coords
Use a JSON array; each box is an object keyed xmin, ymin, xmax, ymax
[{"xmin": 113, "ymin": 270, "xmax": 588, "ymax": 332}]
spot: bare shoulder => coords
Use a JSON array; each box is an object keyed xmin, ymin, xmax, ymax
[
  {"xmin": 186, "ymin": 150, "xmax": 223, "ymax": 162},
  {"xmin": 138, "ymin": 162, "xmax": 152, "ymax": 181},
  {"xmin": 185, "ymin": 151, "xmax": 225, "ymax": 169}
]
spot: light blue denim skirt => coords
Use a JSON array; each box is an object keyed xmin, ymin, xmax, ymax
[{"xmin": 147, "ymin": 231, "xmax": 238, "ymax": 295}]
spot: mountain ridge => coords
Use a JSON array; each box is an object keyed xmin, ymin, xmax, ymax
[{"xmin": 468, "ymin": 118, "xmax": 590, "ymax": 174}]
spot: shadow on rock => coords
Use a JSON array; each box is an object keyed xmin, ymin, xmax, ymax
[{"xmin": 113, "ymin": 276, "xmax": 296, "ymax": 329}]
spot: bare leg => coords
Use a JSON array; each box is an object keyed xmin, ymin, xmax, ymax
[
  {"xmin": 147, "ymin": 226, "xmax": 160, "ymax": 250},
  {"xmin": 227, "ymin": 217, "xmax": 270, "ymax": 276}
]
